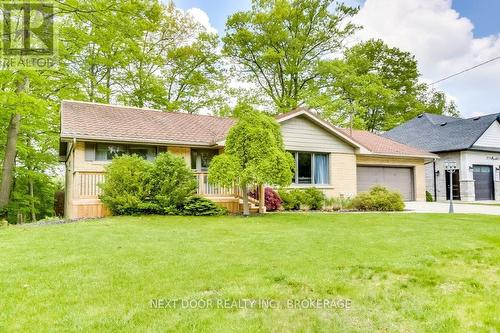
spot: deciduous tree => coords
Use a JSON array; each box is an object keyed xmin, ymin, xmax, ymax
[
  {"xmin": 63, "ymin": 0, "xmax": 228, "ymax": 113},
  {"xmin": 0, "ymin": 71, "xmax": 61, "ymax": 221},
  {"xmin": 311, "ymin": 39, "xmax": 458, "ymax": 132},
  {"xmin": 223, "ymin": 0, "xmax": 358, "ymax": 112},
  {"xmin": 208, "ymin": 105, "xmax": 294, "ymax": 215}
]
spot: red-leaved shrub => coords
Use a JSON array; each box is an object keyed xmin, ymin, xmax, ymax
[{"xmin": 249, "ymin": 187, "xmax": 283, "ymax": 212}]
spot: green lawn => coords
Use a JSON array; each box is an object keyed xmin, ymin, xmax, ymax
[{"xmin": 1, "ymin": 214, "xmax": 499, "ymax": 332}]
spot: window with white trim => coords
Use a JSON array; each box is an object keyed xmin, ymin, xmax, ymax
[{"xmin": 290, "ymin": 152, "xmax": 329, "ymax": 185}]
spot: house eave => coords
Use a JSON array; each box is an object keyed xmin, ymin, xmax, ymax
[
  {"xmin": 467, "ymin": 146, "xmax": 500, "ymax": 153},
  {"xmin": 429, "ymin": 148, "xmax": 468, "ymax": 154},
  {"xmin": 357, "ymin": 152, "xmax": 438, "ymax": 160},
  {"xmin": 60, "ymin": 134, "xmax": 219, "ymax": 148}
]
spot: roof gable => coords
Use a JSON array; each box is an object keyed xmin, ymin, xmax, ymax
[
  {"xmin": 280, "ymin": 115, "xmax": 355, "ymax": 153},
  {"xmin": 276, "ymin": 108, "xmax": 364, "ymax": 150},
  {"xmin": 473, "ymin": 116, "xmax": 500, "ymax": 149},
  {"xmin": 277, "ymin": 108, "xmax": 435, "ymax": 158},
  {"xmin": 384, "ymin": 112, "xmax": 500, "ymax": 152}
]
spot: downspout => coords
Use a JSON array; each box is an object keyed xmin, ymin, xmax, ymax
[
  {"xmin": 72, "ymin": 138, "xmax": 76, "ymax": 169},
  {"xmin": 433, "ymin": 159, "xmax": 437, "ymax": 201}
]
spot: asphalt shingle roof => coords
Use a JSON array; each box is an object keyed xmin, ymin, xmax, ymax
[
  {"xmin": 61, "ymin": 100, "xmax": 235, "ymax": 146},
  {"xmin": 338, "ymin": 129, "xmax": 436, "ymax": 158},
  {"xmin": 60, "ymin": 101, "xmax": 435, "ymax": 158},
  {"xmin": 383, "ymin": 112, "xmax": 500, "ymax": 153},
  {"xmin": 421, "ymin": 113, "xmax": 461, "ymax": 125}
]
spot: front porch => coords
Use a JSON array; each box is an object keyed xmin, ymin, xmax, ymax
[
  {"xmin": 69, "ymin": 170, "xmax": 264, "ymax": 219},
  {"xmin": 194, "ymin": 171, "xmax": 264, "ymax": 214}
]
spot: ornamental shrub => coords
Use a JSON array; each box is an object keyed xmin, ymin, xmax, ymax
[
  {"xmin": 249, "ymin": 187, "xmax": 282, "ymax": 212},
  {"xmin": 278, "ymin": 189, "xmax": 305, "ymax": 210},
  {"xmin": 181, "ymin": 196, "xmax": 228, "ymax": 216},
  {"xmin": 426, "ymin": 191, "xmax": 434, "ymax": 202},
  {"xmin": 303, "ymin": 188, "xmax": 325, "ymax": 210},
  {"xmin": 100, "ymin": 153, "xmax": 197, "ymax": 216},
  {"xmin": 324, "ymin": 197, "xmax": 354, "ymax": 211},
  {"xmin": 149, "ymin": 153, "xmax": 198, "ymax": 214},
  {"xmin": 278, "ymin": 188, "xmax": 326, "ymax": 211},
  {"xmin": 352, "ymin": 185, "xmax": 405, "ymax": 211},
  {"xmin": 99, "ymin": 155, "xmax": 154, "ymax": 215}
]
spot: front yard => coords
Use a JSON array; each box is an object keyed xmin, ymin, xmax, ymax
[{"xmin": 1, "ymin": 213, "xmax": 499, "ymax": 332}]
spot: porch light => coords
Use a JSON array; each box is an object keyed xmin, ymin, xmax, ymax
[{"xmin": 445, "ymin": 160, "xmax": 457, "ymax": 170}]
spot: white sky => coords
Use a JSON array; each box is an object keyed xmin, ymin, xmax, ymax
[{"xmin": 353, "ymin": 0, "xmax": 500, "ymax": 118}]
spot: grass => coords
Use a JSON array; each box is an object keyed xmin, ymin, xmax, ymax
[{"xmin": 1, "ymin": 213, "xmax": 499, "ymax": 332}]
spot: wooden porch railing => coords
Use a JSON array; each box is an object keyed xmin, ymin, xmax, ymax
[
  {"xmin": 195, "ymin": 172, "xmax": 240, "ymax": 197},
  {"xmin": 77, "ymin": 172, "xmax": 105, "ymax": 198},
  {"xmin": 195, "ymin": 172, "xmax": 265, "ymax": 213},
  {"xmin": 74, "ymin": 171, "xmax": 264, "ymax": 213},
  {"xmin": 76, "ymin": 171, "xmax": 242, "ymax": 199}
]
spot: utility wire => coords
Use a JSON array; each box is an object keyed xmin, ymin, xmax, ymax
[{"xmin": 430, "ymin": 55, "xmax": 500, "ymax": 85}]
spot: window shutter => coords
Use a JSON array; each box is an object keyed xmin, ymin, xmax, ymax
[{"xmin": 85, "ymin": 143, "xmax": 96, "ymax": 161}]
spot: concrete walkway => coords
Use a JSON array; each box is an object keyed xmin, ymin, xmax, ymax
[{"xmin": 405, "ymin": 201, "xmax": 500, "ymax": 215}]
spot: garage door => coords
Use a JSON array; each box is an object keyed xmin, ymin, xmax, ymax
[
  {"xmin": 473, "ymin": 165, "xmax": 495, "ymax": 200},
  {"xmin": 357, "ymin": 166, "xmax": 414, "ymax": 201}
]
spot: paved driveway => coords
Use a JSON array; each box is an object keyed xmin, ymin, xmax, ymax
[{"xmin": 405, "ymin": 201, "xmax": 500, "ymax": 215}]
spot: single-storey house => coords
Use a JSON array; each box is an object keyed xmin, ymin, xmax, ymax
[
  {"xmin": 59, "ymin": 101, "xmax": 436, "ymax": 219},
  {"xmin": 384, "ymin": 112, "xmax": 500, "ymax": 202}
]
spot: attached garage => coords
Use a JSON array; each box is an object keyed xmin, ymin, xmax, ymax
[
  {"xmin": 473, "ymin": 165, "xmax": 495, "ymax": 200},
  {"xmin": 357, "ymin": 166, "xmax": 414, "ymax": 201}
]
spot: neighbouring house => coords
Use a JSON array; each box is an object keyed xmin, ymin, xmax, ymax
[
  {"xmin": 384, "ymin": 113, "xmax": 500, "ymax": 202},
  {"xmin": 59, "ymin": 101, "xmax": 436, "ymax": 219}
]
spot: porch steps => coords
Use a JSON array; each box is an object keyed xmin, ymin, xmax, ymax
[
  {"xmin": 209, "ymin": 197, "xmax": 260, "ymax": 214},
  {"xmin": 239, "ymin": 201, "xmax": 260, "ymax": 214}
]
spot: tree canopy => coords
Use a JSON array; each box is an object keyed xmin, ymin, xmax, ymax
[
  {"xmin": 209, "ymin": 105, "xmax": 294, "ymax": 215},
  {"xmin": 223, "ymin": 0, "xmax": 358, "ymax": 112},
  {"xmin": 310, "ymin": 39, "xmax": 458, "ymax": 132},
  {"xmin": 62, "ymin": 0, "xmax": 227, "ymax": 112}
]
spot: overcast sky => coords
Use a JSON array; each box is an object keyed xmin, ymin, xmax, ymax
[{"xmin": 176, "ymin": 0, "xmax": 500, "ymax": 118}]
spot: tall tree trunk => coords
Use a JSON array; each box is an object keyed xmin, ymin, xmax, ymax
[
  {"xmin": 0, "ymin": 77, "xmax": 29, "ymax": 218},
  {"xmin": 105, "ymin": 66, "xmax": 111, "ymax": 103},
  {"xmin": 89, "ymin": 63, "xmax": 96, "ymax": 101},
  {"xmin": 242, "ymin": 184, "xmax": 250, "ymax": 217},
  {"xmin": 0, "ymin": 114, "xmax": 21, "ymax": 216}
]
